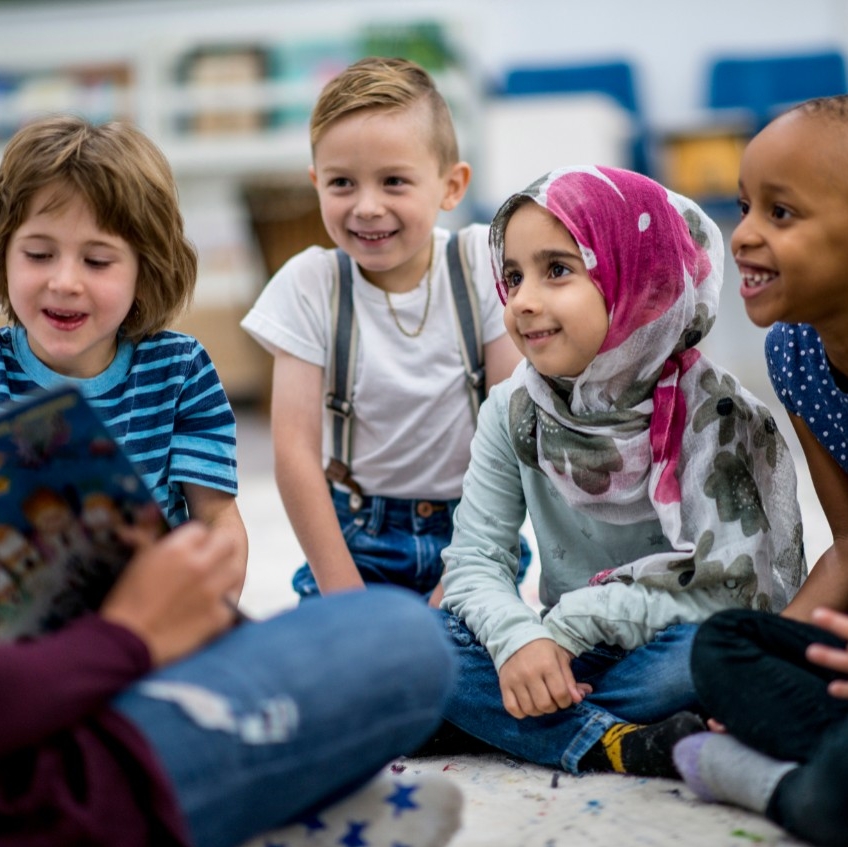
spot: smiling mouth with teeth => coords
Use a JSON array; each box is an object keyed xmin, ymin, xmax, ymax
[
  {"xmin": 740, "ymin": 270, "xmax": 777, "ymax": 288},
  {"xmin": 523, "ymin": 328, "xmax": 558, "ymax": 339},
  {"xmin": 355, "ymin": 231, "xmax": 394, "ymax": 241},
  {"xmin": 44, "ymin": 309, "xmax": 86, "ymax": 325}
]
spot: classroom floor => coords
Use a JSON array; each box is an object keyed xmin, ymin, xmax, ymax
[{"xmin": 233, "ymin": 379, "xmax": 825, "ymax": 847}]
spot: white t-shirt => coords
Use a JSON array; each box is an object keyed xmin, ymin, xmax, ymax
[{"xmin": 241, "ymin": 224, "xmax": 508, "ymax": 500}]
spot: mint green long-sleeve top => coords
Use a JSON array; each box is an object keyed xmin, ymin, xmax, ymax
[{"xmin": 440, "ymin": 381, "xmax": 742, "ymax": 670}]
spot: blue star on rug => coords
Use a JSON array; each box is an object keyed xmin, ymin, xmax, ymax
[
  {"xmin": 339, "ymin": 820, "xmax": 368, "ymax": 846},
  {"xmin": 386, "ymin": 784, "xmax": 420, "ymax": 816}
]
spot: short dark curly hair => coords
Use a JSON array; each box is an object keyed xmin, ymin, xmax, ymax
[
  {"xmin": 787, "ymin": 92, "xmax": 848, "ymax": 123},
  {"xmin": 0, "ymin": 115, "xmax": 196, "ymax": 342}
]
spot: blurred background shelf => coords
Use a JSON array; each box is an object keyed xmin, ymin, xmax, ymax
[{"xmin": 2, "ymin": 0, "xmax": 848, "ymax": 406}]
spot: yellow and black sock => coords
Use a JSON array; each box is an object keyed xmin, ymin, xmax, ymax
[{"xmin": 579, "ymin": 711, "xmax": 705, "ymax": 779}]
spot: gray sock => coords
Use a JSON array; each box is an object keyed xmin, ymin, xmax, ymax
[{"xmin": 673, "ymin": 732, "xmax": 797, "ymax": 813}]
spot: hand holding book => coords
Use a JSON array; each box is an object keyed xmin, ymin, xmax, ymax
[
  {"xmin": 100, "ymin": 521, "xmax": 243, "ymax": 666},
  {"xmin": 0, "ymin": 385, "xmax": 251, "ymax": 646}
]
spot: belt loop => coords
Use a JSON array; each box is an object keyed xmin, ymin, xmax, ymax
[{"xmin": 366, "ymin": 495, "xmax": 385, "ymax": 534}]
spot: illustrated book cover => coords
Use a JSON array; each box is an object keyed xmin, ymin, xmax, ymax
[{"xmin": 0, "ymin": 385, "xmax": 168, "ymax": 640}]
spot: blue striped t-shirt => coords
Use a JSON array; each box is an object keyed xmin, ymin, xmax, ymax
[{"xmin": 0, "ymin": 326, "xmax": 238, "ymax": 524}]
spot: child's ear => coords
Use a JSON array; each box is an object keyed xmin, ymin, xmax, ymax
[
  {"xmin": 308, "ymin": 165, "xmax": 318, "ymax": 188},
  {"xmin": 441, "ymin": 161, "xmax": 472, "ymax": 212}
]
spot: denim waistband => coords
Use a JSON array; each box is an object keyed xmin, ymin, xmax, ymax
[{"xmin": 330, "ymin": 485, "xmax": 459, "ymax": 523}]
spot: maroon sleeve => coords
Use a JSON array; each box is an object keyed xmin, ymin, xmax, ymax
[{"xmin": 0, "ymin": 614, "xmax": 152, "ymax": 756}]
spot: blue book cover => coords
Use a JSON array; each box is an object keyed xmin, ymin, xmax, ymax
[{"xmin": 0, "ymin": 386, "xmax": 168, "ymax": 639}]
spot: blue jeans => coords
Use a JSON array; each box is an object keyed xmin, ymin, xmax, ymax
[
  {"xmin": 438, "ymin": 611, "xmax": 699, "ymax": 773},
  {"xmin": 293, "ymin": 487, "xmax": 532, "ymax": 599},
  {"xmin": 113, "ymin": 588, "xmax": 455, "ymax": 847}
]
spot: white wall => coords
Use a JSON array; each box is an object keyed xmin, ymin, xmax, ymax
[
  {"xmin": 465, "ymin": 0, "xmax": 848, "ymax": 126},
  {"xmin": 2, "ymin": 0, "xmax": 847, "ymax": 127}
]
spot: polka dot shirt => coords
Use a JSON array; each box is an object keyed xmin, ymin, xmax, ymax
[{"xmin": 766, "ymin": 322, "xmax": 848, "ymax": 472}]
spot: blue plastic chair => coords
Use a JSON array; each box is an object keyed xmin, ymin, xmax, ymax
[
  {"xmin": 502, "ymin": 61, "xmax": 639, "ymax": 113},
  {"xmin": 497, "ymin": 60, "xmax": 649, "ymax": 175},
  {"xmin": 707, "ymin": 50, "xmax": 847, "ymax": 129}
]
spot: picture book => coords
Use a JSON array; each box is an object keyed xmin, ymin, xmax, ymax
[{"xmin": 0, "ymin": 386, "xmax": 168, "ymax": 640}]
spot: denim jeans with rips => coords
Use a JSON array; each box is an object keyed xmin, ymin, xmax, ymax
[
  {"xmin": 437, "ymin": 611, "xmax": 699, "ymax": 773},
  {"xmin": 113, "ymin": 587, "xmax": 455, "ymax": 847}
]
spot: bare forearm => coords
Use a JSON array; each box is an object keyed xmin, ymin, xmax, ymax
[
  {"xmin": 209, "ymin": 503, "xmax": 248, "ymax": 594},
  {"xmin": 782, "ymin": 544, "xmax": 848, "ymax": 622},
  {"xmin": 786, "ymin": 414, "xmax": 848, "ymax": 621},
  {"xmin": 183, "ymin": 486, "xmax": 248, "ymax": 594},
  {"xmin": 276, "ymin": 459, "xmax": 365, "ymax": 594}
]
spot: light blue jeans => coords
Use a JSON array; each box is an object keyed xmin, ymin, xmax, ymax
[
  {"xmin": 113, "ymin": 588, "xmax": 455, "ymax": 847},
  {"xmin": 438, "ymin": 611, "xmax": 699, "ymax": 773}
]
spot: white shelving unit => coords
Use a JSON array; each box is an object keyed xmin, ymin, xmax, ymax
[
  {"xmin": 0, "ymin": 21, "xmax": 477, "ymax": 179},
  {"xmin": 0, "ymin": 8, "xmax": 478, "ymax": 400}
]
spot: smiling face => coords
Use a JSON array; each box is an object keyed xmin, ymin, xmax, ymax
[
  {"xmin": 5, "ymin": 184, "xmax": 138, "ymax": 378},
  {"xmin": 731, "ymin": 110, "xmax": 848, "ymax": 332},
  {"xmin": 501, "ymin": 201, "xmax": 608, "ymax": 378},
  {"xmin": 309, "ymin": 102, "xmax": 469, "ymax": 292}
]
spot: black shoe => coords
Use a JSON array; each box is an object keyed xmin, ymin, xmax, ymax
[{"xmin": 410, "ymin": 720, "xmax": 502, "ymax": 758}]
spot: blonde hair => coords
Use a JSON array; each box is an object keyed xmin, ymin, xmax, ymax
[
  {"xmin": 310, "ymin": 56, "xmax": 459, "ymax": 174},
  {"xmin": 0, "ymin": 115, "xmax": 197, "ymax": 342}
]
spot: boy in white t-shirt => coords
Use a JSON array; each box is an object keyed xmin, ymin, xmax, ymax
[{"xmin": 242, "ymin": 57, "xmax": 526, "ymax": 606}]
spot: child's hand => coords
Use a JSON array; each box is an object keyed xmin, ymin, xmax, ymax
[
  {"xmin": 807, "ymin": 607, "xmax": 848, "ymax": 698},
  {"xmin": 498, "ymin": 639, "xmax": 592, "ymax": 719}
]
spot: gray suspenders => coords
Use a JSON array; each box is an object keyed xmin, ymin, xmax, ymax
[
  {"xmin": 324, "ymin": 249, "xmax": 364, "ymax": 508},
  {"xmin": 445, "ymin": 230, "xmax": 486, "ymax": 418},
  {"xmin": 324, "ymin": 232, "xmax": 486, "ymax": 511}
]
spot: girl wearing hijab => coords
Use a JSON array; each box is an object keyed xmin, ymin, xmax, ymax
[{"xmin": 435, "ymin": 166, "xmax": 805, "ymax": 779}]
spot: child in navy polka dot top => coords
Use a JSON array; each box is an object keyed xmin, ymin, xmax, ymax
[
  {"xmin": 673, "ymin": 95, "xmax": 848, "ymax": 846},
  {"xmin": 735, "ymin": 96, "xmax": 848, "ymax": 618}
]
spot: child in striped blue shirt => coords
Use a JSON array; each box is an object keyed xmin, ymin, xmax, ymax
[{"xmin": 0, "ymin": 115, "xmax": 247, "ymax": 586}]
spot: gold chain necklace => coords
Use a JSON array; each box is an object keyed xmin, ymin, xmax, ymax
[{"xmin": 383, "ymin": 238, "xmax": 434, "ymax": 338}]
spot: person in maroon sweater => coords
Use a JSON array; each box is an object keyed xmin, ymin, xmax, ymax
[{"xmin": 0, "ymin": 521, "xmax": 460, "ymax": 847}]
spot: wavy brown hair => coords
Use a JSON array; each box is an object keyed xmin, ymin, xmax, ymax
[{"xmin": 0, "ymin": 115, "xmax": 196, "ymax": 342}]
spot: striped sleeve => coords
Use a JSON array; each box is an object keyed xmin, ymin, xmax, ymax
[
  {"xmin": 91, "ymin": 333, "xmax": 238, "ymax": 523},
  {"xmin": 169, "ymin": 344, "xmax": 239, "ymax": 495}
]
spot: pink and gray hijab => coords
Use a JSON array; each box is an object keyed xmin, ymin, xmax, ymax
[{"xmin": 491, "ymin": 165, "xmax": 804, "ymax": 611}]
